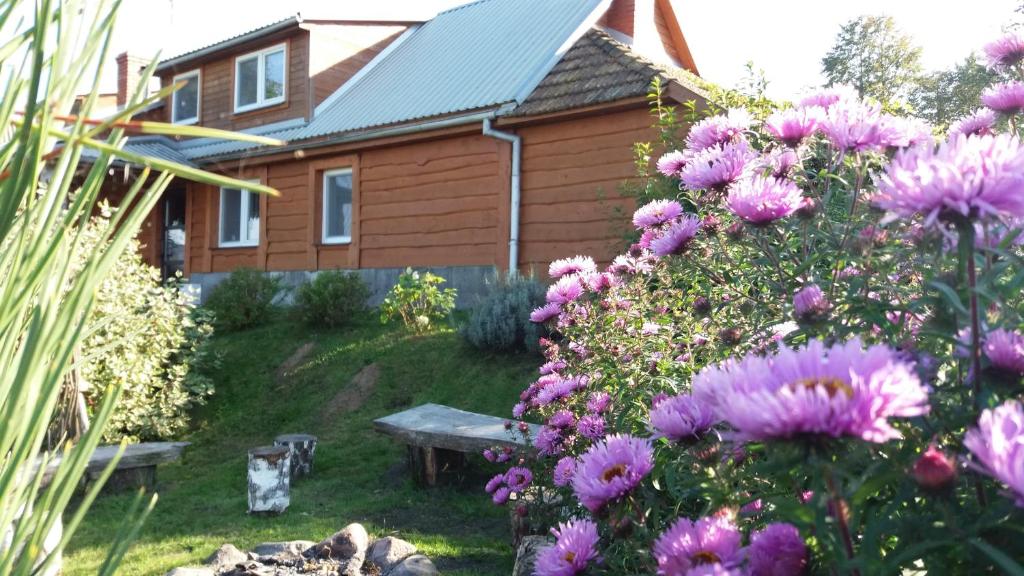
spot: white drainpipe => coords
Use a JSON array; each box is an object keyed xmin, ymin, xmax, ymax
[{"xmin": 482, "ymin": 118, "xmax": 521, "ymax": 276}]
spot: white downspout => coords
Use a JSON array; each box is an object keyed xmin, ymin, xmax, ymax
[{"xmin": 482, "ymin": 118, "xmax": 521, "ymax": 276}]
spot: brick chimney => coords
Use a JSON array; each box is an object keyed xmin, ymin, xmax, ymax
[
  {"xmin": 116, "ymin": 52, "xmax": 149, "ymax": 108},
  {"xmin": 598, "ymin": 0, "xmax": 680, "ymax": 68}
]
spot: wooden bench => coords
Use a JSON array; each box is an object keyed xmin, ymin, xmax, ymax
[
  {"xmin": 35, "ymin": 441, "xmax": 189, "ymax": 492},
  {"xmin": 374, "ymin": 403, "xmax": 540, "ymax": 486}
]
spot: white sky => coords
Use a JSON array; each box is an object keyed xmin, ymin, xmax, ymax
[{"xmin": 103, "ymin": 0, "xmax": 1020, "ymax": 100}]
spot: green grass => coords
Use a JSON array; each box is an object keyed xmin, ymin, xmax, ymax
[{"xmin": 65, "ymin": 312, "xmax": 537, "ymax": 575}]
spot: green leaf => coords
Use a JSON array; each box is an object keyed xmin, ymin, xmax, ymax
[{"xmin": 970, "ymin": 538, "xmax": 1024, "ymax": 575}]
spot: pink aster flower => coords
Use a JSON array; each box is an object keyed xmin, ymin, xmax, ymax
[
  {"xmin": 546, "ymin": 275, "xmax": 584, "ymax": 305},
  {"xmin": 576, "ymin": 414, "xmax": 606, "ymax": 440},
  {"xmin": 680, "ymin": 141, "xmax": 756, "ymax": 192},
  {"xmin": 549, "ymin": 255, "xmax": 596, "ymax": 279},
  {"xmin": 879, "ymin": 114, "xmax": 934, "ymax": 149},
  {"xmin": 657, "ymin": 150, "xmax": 689, "ymax": 177},
  {"xmin": 798, "ymin": 84, "xmax": 858, "ymax": 110},
  {"xmin": 651, "ymin": 214, "xmax": 702, "ymax": 257},
  {"xmin": 984, "ymin": 32, "xmax": 1024, "ymax": 71},
  {"xmin": 651, "ymin": 515, "xmax": 744, "ymax": 575},
  {"xmin": 686, "ymin": 108, "xmax": 753, "ymax": 152},
  {"xmin": 534, "ymin": 519, "xmax": 601, "ymax": 576},
  {"xmin": 746, "ymin": 523, "xmax": 808, "ymax": 576},
  {"xmin": 634, "ymin": 199, "xmax": 685, "ymax": 229},
  {"xmin": 492, "ymin": 486, "xmax": 511, "ymax": 505},
  {"xmin": 504, "ymin": 466, "xmax": 533, "ymax": 491},
  {"xmin": 963, "ymin": 400, "xmax": 1024, "ymax": 506},
  {"xmin": 548, "ymin": 409, "xmax": 576, "ymax": 429},
  {"xmin": 692, "ymin": 338, "xmax": 930, "ymax": 443},
  {"xmin": 534, "ymin": 425, "xmax": 566, "ymax": 457},
  {"xmin": 531, "ymin": 302, "xmax": 563, "ymax": 323},
  {"xmin": 536, "ymin": 376, "xmax": 581, "ymax": 406},
  {"xmin": 485, "ymin": 473, "xmax": 504, "ymax": 493},
  {"xmin": 726, "ymin": 176, "xmax": 804, "ymax": 225},
  {"xmin": 582, "ymin": 271, "xmax": 617, "ymax": 292},
  {"xmin": 609, "ymin": 252, "xmax": 655, "ymax": 276},
  {"xmin": 587, "ymin": 391, "xmax": 611, "ymax": 414},
  {"xmin": 765, "ymin": 107, "xmax": 823, "ymax": 147},
  {"xmin": 571, "ymin": 434, "xmax": 654, "ymax": 513},
  {"xmin": 983, "ymin": 328, "xmax": 1024, "ymax": 374},
  {"xmin": 648, "ymin": 394, "xmax": 717, "ymax": 442},
  {"xmin": 820, "ymin": 99, "xmax": 890, "ymax": 152},
  {"xmin": 553, "ymin": 456, "xmax": 577, "ymax": 487},
  {"xmin": 873, "ymin": 134, "xmax": 1024, "ymax": 226},
  {"xmin": 982, "ymin": 81, "xmax": 1024, "ymax": 115},
  {"xmin": 540, "ymin": 360, "xmax": 566, "ymax": 375},
  {"xmin": 948, "ymin": 109, "xmax": 997, "ymax": 138},
  {"xmin": 793, "ymin": 283, "xmax": 831, "ymax": 322}
]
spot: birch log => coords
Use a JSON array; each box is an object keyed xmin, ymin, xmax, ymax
[
  {"xmin": 247, "ymin": 446, "xmax": 290, "ymax": 514},
  {"xmin": 273, "ymin": 433, "xmax": 317, "ymax": 479}
]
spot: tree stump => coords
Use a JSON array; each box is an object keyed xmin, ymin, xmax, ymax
[
  {"xmin": 273, "ymin": 434, "xmax": 317, "ymax": 479},
  {"xmin": 247, "ymin": 446, "xmax": 290, "ymax": 514}
]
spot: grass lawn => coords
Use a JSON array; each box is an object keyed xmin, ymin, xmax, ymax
[{"xmin": 65, "ymin": 311, "xmax": 538, "ymax": 575}]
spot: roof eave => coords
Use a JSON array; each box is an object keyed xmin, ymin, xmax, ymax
[{"xmin": 154, "ymin": 16, "xmax": 302, "ymax": 74}]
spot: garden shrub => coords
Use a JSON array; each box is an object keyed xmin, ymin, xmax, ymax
[
  {"xmin": 295, "ymin": 270, "xmax": 369, "ymax": 328},
  {"xmin": 204, "ymin": 267, "xmax": 281, "ymax": 331},
  {"xmin": 379, "ymin": 267, "xmax": 456, "ymax": 333},
  {"xmin": 481, "ymin": 33, "xmax": 1024, "ymax": 575},
  {"xmin": 462, "ymin": 272, "xmax": 547, "ymax": 353},
  {"xmin": 75, "ymin": 216, "xmax": 216, "ymax": 442}
]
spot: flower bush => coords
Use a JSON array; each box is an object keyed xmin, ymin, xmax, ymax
[
  {"xmin": 295, "ymin": 270, "xmax": 369, "ymax": 328},
  {"xmin": 462, "ymin": 272, "xmax": 548, "ymax": 353},
  {"xmin": 380, "ymin": 267, "xmax": 457, "ymax": 333},
  {"xmin": 204, "ymin": 267, "xmax": 282, "ymax": 331},
  {"xmin": 489, "ymin": 31, "xmax": 1024, "ymax": 576}
]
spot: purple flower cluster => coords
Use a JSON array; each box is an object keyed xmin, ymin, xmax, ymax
[
  {"xmin": 693, "ymin": 338, "xmax": 930, "ymax": 443},
  {"xmin": 652, "ymin": 515, "xmax": 806, "ymax": 576},
  {"xmin": 534, "ymin": 519, "xmax": 601, "ymax": 576},
  {"xmin": 947, "ymin": 109, "xmax": 997, "ymax": 138},
  {"xmin": 634, "ymin": 199, "xmax": 685, "ymax": 228},
  {"xmin": 686, "ymin": 108, "xmax": 753, "ymax": 152},
  {"xmin": 657, "ymin": 150, "xmax": 689, "ymax": 177},
  {"xmin": 874, "ymin": 134, "xmax": 1024, "ymax": 226},
  {"xmin": 681, "ymin": 141, "xmax": 756, "ymax": 192},
  {"xmin": 746, "ymin": 523, "xmax": 808, "ymax": 576},
  {"xmin": 571, "ymin": 434, "xmax": 653, "ymax": 512},
  {"xmin": 764, "ymin": 107, "xmax": 822, "ymax": 147},
  {"xmin": 984, "ymin": 32, "xmax": 1024, "ymax": 71},
  {"xmin": 651, "ymin": 215, "xmax": 703, "ymax": 257},
  {"xmin": 798, "ymin": 85, "xmax": 857, "ymax": 110},
  {"xmin": 982, "ymin": 81, "xmax": 1024, "ymax": 115},
  {"xmin": 964, "ymin": 400, "xmax": 1024, "ymax": 506},
  {"xmin": 792, "ymin": 283, "xmax": 830, "ymax": 322},
  {"xmin": 983, "ymin": 328, "xmax": 1024, "ymax": 374},
  {"xmin": 648, "ymin": 393, "xmax": 717, "ymax": 442},
  {"xmin": 632, "ymin": 200, "xmax": 703, "ymax": 258},
  {"xmin": 726, "ymin": 176, "xmax": 804, "ymax": 225}
]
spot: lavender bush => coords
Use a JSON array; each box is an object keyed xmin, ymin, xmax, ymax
[{"xmin": 485, "ymin": 31, "xmax": 1024, "ymax": 575}]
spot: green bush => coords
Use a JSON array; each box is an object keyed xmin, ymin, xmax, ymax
[
  {"xmin": 462, "ymin": 273, "xmax": 547, "ymax": 353},
  {"xmin": 295, "ymin": 270, "xmax": 369, "ymax": 328},
  {"xmin": 380, "ymin": 267, "xmax": 457, "ymax": 333},
  {"xmin": 204, "ymin": 267, "xmax": 281, "ymax": 331},
  {"xmin": 76, "ymin": 216, "xmax": 217, "ymax": 442}
]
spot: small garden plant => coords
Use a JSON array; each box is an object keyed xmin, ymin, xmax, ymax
[
  {"xmin": 380, "ymin": 268, "xmax": 457, "ymax": 333},
  {"xmin": 295, "ymin": 270, "xmax": 369, "ymax": 329},
  {"xmin": 484, "ymin": 31, "xmax": 1024, "ymax": 576},
  {"xmin": 204, "ymin": 267, "xmax": 282, "ymax": 331},
  {"xmin": 462, "ymin": 272, "xmax": 547, "ymax": 353}
]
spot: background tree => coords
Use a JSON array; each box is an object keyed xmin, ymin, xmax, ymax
[
  {"xmin": 821, "ymin": 15, "xmax": 924, "ymax": 104},
  {"xmin": 911, "ymin": 54, "xmax": 999, "ymax": 128}
]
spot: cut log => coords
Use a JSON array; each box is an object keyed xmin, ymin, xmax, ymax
[
  {"xmin": 273, "ymin": 434, "xmax": 317, "ymax": 479},
  {"xmin": 247, "ymin": 446, "xmax": 290, "ymax": 514}
]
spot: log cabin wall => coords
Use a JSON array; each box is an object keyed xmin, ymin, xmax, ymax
[{"xmin": 185, "ymin": 107, "xmax": 653, "ymax": 276}]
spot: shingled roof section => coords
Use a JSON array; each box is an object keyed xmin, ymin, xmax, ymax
[{"xmin": 511, "ymin": 28, "xmax": 706, "ymax": 117}]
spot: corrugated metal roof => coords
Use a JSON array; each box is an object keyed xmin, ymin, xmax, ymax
[{"xmin": 296, "ymin": 0, "xmax": 606, "ymax": 139}]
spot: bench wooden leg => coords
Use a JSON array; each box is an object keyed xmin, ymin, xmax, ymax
[
  {"xmin": 408, "ymin": 446, "xmax": 466, "ymax": 486},
  {"xmin": 89, "ymin": 465, "xmax": 157, "ymax": 493}
]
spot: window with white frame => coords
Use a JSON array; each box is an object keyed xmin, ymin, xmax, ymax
[
  {"xmin": 171, "ymin": 69, "xmax": 200, "ymax": 124},
  {"xmin": 234, "ymin": 43, "xmax": 286, "ymax": 112},
  {"xmin": 322, "ymin": 168, "xmax": 353, "ymax": 244},
  {"xmin": 219, "ymin": 182, "xmax": 260, "ymax": 247}
]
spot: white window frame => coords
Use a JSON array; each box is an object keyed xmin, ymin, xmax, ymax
[
  {"xmin": 171, "ymin": 69, "xmax": 201, "ymax": 125},
  {"xmin": 218, "ymin": 180, "xmax": 261, "ymax": 248},
  {"xmin": 233, "ymin": 42, "xmax": 287, "ymax": 113},
  {"xmin": 322, "ymin": 168, "xmax": 353, "ymax": 245}
]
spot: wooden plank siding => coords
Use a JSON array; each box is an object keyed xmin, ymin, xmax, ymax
[{"xmin": 515, "ymin": 107, "xmax": 653, "ymax": 274}]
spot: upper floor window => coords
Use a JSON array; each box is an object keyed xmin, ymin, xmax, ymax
[
  {"xmin": 219, "ymin": 182, "xmax": 260, "ymax": 247},
  {"xmin": 322, "ymin": 168, "xmax": 353, "ymax": 244},
  {"xmin": 172, "ymin": 69, "xmax": 200, "ymax": 124},
  {"xmin": 234, "ymin": 43, "xmax": 286, "ymax": 113}
]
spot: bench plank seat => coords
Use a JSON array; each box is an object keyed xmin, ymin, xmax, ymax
[{"xmin": 35, "ymin": 441, "xmax": 189, "ymax": 490}]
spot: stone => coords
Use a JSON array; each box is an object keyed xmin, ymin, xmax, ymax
[
  {"xmin": 320, "ymin": 523, "xmax": 370, "ymax": 560},
  {"xmin": 387, "ymin": 554, "xmax": 439, "ymax": 576},
  {"xmin": 512, "ymin": 535, "xmax": 550, "ymax": 576},
  {"xmin": 203, "ymin": 544, "xmax": 247, "ymax": 568},
  {"xmin": 164, "ymin": 568, "xmax": 215, "ymax": 576},
  {"xmin": 339, "ymin": 556, "xmax": 365, "ymax": 576},
  {"xmin": 368, "ymin": 537, "xmax": 417, "ymax": 573},
  {"xmin": 250, "ymin": 540, "xmax": 316, "ymax": 558}
]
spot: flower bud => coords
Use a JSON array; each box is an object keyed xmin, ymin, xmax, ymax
[
  {"xmin": 796, "ymin": 197, "xmax": 819, "ymax": 220},
  {"xmin": 702, "ymin": 214, "xmax": 721, "ymax": 235},
  {"xmin": 912, "ymin": 444, "xmax": 957, "ymax": 491},
  {"xmin": 718, "ymin": 327, "xmax": 743, "ymax": 346},
  {"xmin": 726, "ymin": 221, "xmax": 745, "ymax": 241},
  {"xmin": 693, "ymin": 296, "xmax": 711, "ymax": 315}
]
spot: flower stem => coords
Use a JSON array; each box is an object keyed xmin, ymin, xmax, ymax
[
  {"xmin": 824, "ymin": 466, "xmax": 860, "ymax": 576},
  {"xmin": 957, "ymin": 222, "xmax": 982, "ymax": 411}
]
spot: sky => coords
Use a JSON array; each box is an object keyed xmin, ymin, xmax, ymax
[{"xmin": 102, "ymin": 0, "xmax": 1020, "ymax": 101}]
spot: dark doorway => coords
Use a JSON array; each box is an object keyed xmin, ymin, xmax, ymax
[{"xmin": 162, "ymin": 188, "xmax": 186, "ymax": 281}]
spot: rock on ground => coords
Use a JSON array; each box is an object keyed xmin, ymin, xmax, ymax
[
  {"xmin": 512, "ymin": 535, "xmax": 551, "ymax": 576},
  {"xmin": 203, "ymin": 544, "xmax": 247, "ymax": 569},
  {"xmin": 319, "ymin": 523, "xmax": 370, "ymax": 560},
  {"xmin": 250, "ymin": 540, "xmax": 316, "ymax": 559},
  {"xmin": 387, "ymin": 554, "xmax": 439, "ymax": 576},
  {"xmin": 164, "ymin": 568, "xmax": 215, "ymax": 576},
  {"xmin": 368, "ymin": 537, "xmax": 417, "ymax": 574}
]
